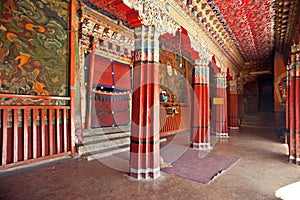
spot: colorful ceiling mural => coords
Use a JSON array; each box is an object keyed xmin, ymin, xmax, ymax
[
  {"xmin": 208, "ymin": 0, "xmax": 276, "ymax": 62},
  {"xmin": 80, "ymin": 0, "xmax": 141, "ymax": 27},
  {"xmin": 80, "ymin": 0, "xmax": 299, "ymax": 78}
]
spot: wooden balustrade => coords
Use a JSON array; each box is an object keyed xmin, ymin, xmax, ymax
[{"xmin": 0, "ymin": 94, "xmax": 71, "ymax": 170}]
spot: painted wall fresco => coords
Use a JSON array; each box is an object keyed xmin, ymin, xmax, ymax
[
  {"xmin": 0, "ymin": 0, "xmax": 70, "ymax": 96},
  {"xmin": 159, "ymin": 50, "xmax": 191, "ymax": 103},
  {"xmin": 274, "ymin": 52, "xmax": 287, "ymax": 112}
]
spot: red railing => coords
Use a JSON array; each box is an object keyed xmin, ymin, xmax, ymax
[{"xmin": 0, "ymin": 94, "xmax": 72, "ymax": 170}]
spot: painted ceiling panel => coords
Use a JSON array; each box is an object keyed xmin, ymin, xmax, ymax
[
  {"xmin": 81, "ymin": 0, "xmax": 141, "ymax": 27},
  {"xmin": 209, "ymin": 0, "xmax": 276, "ymax": 62}
]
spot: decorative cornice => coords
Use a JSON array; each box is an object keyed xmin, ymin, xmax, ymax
[
  {"xmin": 80, "ymin": 0, "xmax": 134, "ymax": 28},
  {"xmin": 79, "ymin": 4, "xmax": 134, "ymax": 63},
  {"xmin": 123, "ymin": 0, "xmax": 180, "ymax": 36},
  {"xmin": 275, "ymin": 0, "xmax": 300, "ymax": 61},
  {"xmin": 122, "ymin": 0, "xmax": 243, "ymax": 74},
  {"xmin": 176, "ymin": 0, "xmax": 243, "ymax": 69},
  {"xmin": 189, "ymin": 35, "xmax": 213, "ymax": 66}
]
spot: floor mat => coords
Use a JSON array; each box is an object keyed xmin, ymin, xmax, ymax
[
  {"xmin": 114, "ymin": 148, "xmax": 240, "ymax": 184},
  {"xmin": 161, "ymin": 149, "xmax": 240, "ymax": 184}
]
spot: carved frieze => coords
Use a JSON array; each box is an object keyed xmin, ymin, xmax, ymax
[
  {"xmin": 79, "ymin": 4, "xmax": 134, "ymax": 63},
  {"xmin": 123, "ymin": 0, "xmax": 180, "ymax": 36},
  {"xmin": 188, "ymin": 32, "xmax": 212, "ymax": 66}
]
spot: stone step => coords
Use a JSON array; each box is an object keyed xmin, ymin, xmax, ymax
[
  {"xmin": 83, "ymin": 131, "xmax": 130, "ymax": 145},
  {"xmin": 86, "ymin": 145, "xmax": 130, "ymax": 161},
  {"xmin": 79, "ymin": 136, "xmax": 130, "ymax": 155},
  {"xmin": 79, "ymin": 125, "xmax": 131, "ymax": 161}
]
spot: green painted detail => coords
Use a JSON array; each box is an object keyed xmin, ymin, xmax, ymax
[
  {"xmin": 0, "ymin": 0, "xmax": 70, "ymax": 96},
  {"xmin": 274, "ymin": 54, "xmax": 283, "ymax": 59},
  {"xmin": 0, "ymin": 1, "xmax": 4, "ymax": 15}
]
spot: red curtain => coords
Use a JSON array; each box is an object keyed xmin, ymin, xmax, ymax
[
  {"xmin": 93, "ymin": 56, "xmax": 113, "ymax": 86},
  {"xmin": 113, "ymin": 62, "xmax": 131, "ymax": 90}
]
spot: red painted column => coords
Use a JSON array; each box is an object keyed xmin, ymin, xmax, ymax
[
  {"xmin": 228, "ymin": 80, "xmax": 239, "ymax": 129},
  {"xmin": 192, "ymin": 61, "xmax": 211, "ymax": 150},
  {"xmin": 130, "ymin": 26, "xmax": 160, "ymax": 179},
  {"xmin": 285, "ymin": 64, "xmax": 290, "ymax": 145},
  {"xmin": 289, "ymin": 47, "xmax": 296, "ymax": 163},
  {"xmin": 214, "ymin": 72, "xmax": 228, "ymax": 137},
  {"xmin": 85, "ymin": 42, "xmax": 97, "ymax": 129},
  {"xmin": 295, "ymin": 46, "xmax": 300, "ymax": 164},
  {"xmin": 70, "ymin": 0, "xmax": 77, "ymax": 155}
]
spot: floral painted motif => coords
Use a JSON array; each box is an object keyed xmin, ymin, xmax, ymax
[{"xmin": 208, "ymin": 0, "xmax": 276, "ymax": 62}]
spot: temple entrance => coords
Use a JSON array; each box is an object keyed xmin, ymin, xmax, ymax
[{"xmin": 77, "ymin": 6, "xmax": 135, "ymax": 160}]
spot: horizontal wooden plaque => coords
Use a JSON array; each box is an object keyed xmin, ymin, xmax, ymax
[{"xmin": 213, "ymin": 98, "xmax": 224, "ymax": 105}]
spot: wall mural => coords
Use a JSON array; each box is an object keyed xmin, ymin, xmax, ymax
[
  {"xmin": 159, "ymin": 49, "xmax": 191, "ymax": 103},
  {"xmin": 275, "ymin": 72, "xmax": 287, "ymax": 108},
  {"xmin": 0, "ymin": 0, "xmax": 69, "ymax": 97}
]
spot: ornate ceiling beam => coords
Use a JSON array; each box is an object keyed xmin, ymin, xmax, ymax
[
  {"xmin": 80, "ymin": 4, "xmax": 134, "ymax": 63},
  {"xmin": 123, "ymin": 0, "xmax": 243, "ymax": 75},
  {"xmin": 169, "ymin": 0, "xmax": 244, "ymax": 74},
  {"xmin": 275, "ymin": 0, "xmax": 300, "ymax": 62},
  {"xmin": 123, "ymin": 0, "xmax": 180, "ymax": 35},
  {"xmin": 192, "ymin": 0, "xmax": 244, "ymax": 67}
]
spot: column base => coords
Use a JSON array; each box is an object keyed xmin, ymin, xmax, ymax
[
  {"xmin": 289, "ymin": 155, "xmax": 295, "ymax": 163},
  {"xmin": 296, "ymin": 158, "xmax": 300, "ymax": 165},
  {"xmin": 216, "ymin": 132, "xmax": 229, "ymax": 138},
  {"xmin": 129, "ymin": 168, "xmax": 161, "ymax": 180},
  {"xmin": 193, "ymin": 142, "xmax": 211, "ymax": 150},
  {"xmin": 229, "ymin": 126, "xmax": 240, "ymax": 130}
]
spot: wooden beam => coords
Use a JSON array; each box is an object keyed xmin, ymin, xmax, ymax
[
  {"xmin": 2, "ymin": 110, "xmax": 8, "ymax": 165},
  {"xmin": 41, "ymin": 109, "xmax": 46, "ymax": 157},
  {"xmin": 56, "ymin": 109, "xmax": 61, "ymax": 154},
  {"xmin": 23, "ymin": 109, "xmax": 29, "ymax": 161},
  {"xmin": 70, "ymin": 0, "xmax": 77, "ymax": 155},
  {"xmin": 13, "ymin": 109, "xmax": 18, "ymax": 163},
  {"xmin": 85, "ymin": 42, "xmax": 96, "ymax": 129},
  {"xmin": 49, "ymin": 109, "xmax": 53, "ymax": 155},
  {"xmin": 32, "ymin": 109, "xmax": 37, "ymax": 159}
]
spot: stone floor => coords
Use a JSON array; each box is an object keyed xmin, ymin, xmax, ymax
[{"xmin": 1, "ymin": 112, "xmax": 300, "ymax": 200}]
